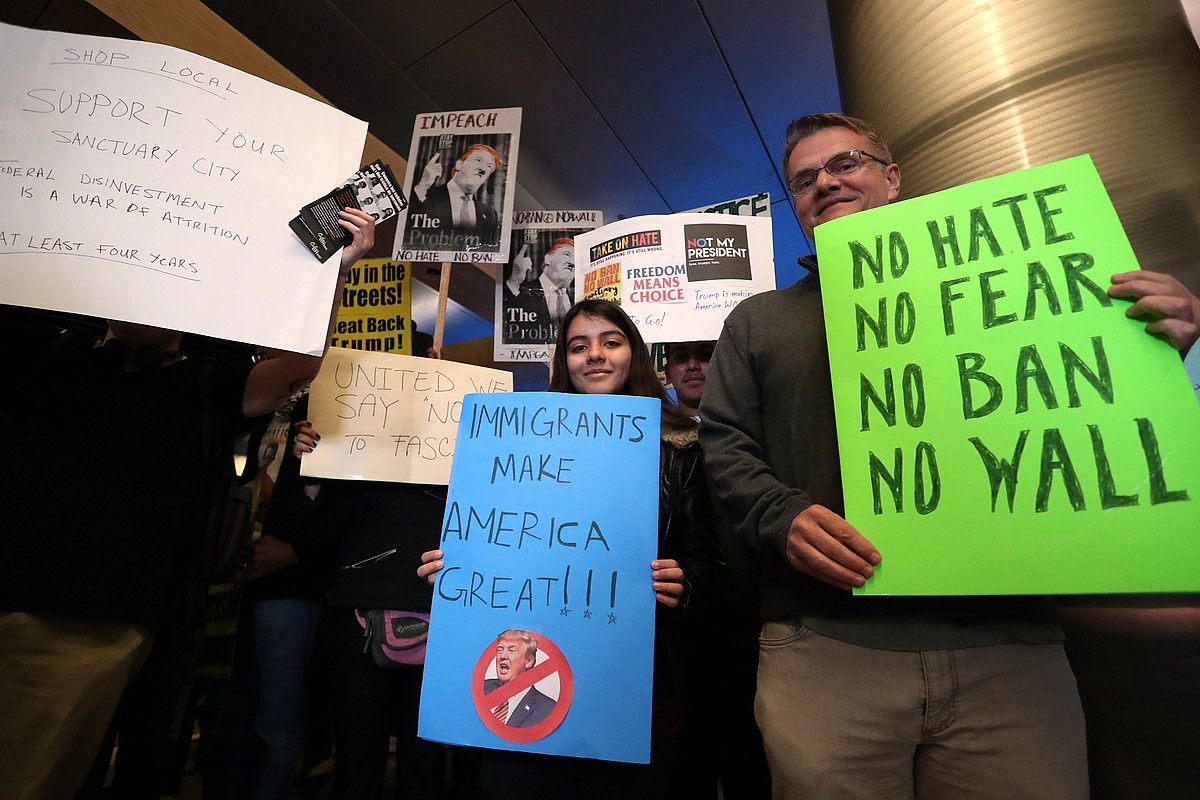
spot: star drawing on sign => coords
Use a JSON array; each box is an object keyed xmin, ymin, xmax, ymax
[
  {"xmin": 583, "ymin": 609, "xmax": 592, "ymax": 619},
  {"xmin": 608, "ymin": 613, "xmax": 618, "ymax": 624},
  {"xmin": 560, "ymin": 606, "xmax": 570, "ymax": 617}
]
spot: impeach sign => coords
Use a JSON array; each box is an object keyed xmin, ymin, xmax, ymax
[
  {"xmin": 419, "ymin": 393, "xmax": 660, "ymax": 764},
  {"xmin": 816, "ymin": 155, "xmax": 1200, "ymax": 595},
  {"xmin": 392, "ymin": 107, "xmax": 522, "ymax": 265}
]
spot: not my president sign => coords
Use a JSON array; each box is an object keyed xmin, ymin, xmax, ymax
[{"xmin": 816, "ymin": 155, "xmax": 1200, "ymax": 595}]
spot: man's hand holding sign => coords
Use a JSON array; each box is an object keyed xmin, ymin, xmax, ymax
[
  {"xmin": 1108, "ymin": 269, "xmax": 1200, "ymax": 357},
  {"xmin": 785, "ymin": 504, "xmax": 882, "ymax": 593}
]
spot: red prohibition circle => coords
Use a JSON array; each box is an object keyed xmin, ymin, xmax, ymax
[{"xmin": 470, "ymin": 631, "xmax": 574, "ymax": 743}]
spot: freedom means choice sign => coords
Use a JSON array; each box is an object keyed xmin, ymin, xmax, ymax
[
  {"xmin": 419, "ymin": 393, "xmax": 660, "ymax": 764},
  {"xmin": 301, "ymin": 349, "xmax": 513, "ymax": 484},
  {"xmin": 0, "ymin": 23, "xmax": 367, "ymax": 354},
  {"xmin": 816, "ymin": 155, "xmax": 1200, "ymax": 595},
  {"xmin": 574, "ymin": 213, "xmax": 775, "ymax": 343}
]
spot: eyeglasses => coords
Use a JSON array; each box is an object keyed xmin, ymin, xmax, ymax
[{"xmin": 787, "ymin": 149, "xmax": 891, "ymax": 197}]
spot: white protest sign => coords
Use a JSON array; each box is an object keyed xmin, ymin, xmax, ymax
[
  {"xmin": 301, "ymin": 349, "xmax": 513, "ymax": 484},
  {"xmin": 0, "ymin": 23, "xmax": 367, "ymax": 354},
  {"xmin": 575, "ymin": 213, "xmax": 775, "ymax": 343},
  {"xmin": 393, "ymin": 107, "xmax": 522, "ymax": 265},
  {"xmin": 493, "ymin": 209, "xmax": 603, "ymax": 363},
  {"xmin": 644, "ymin": 192, "xmax": 775, "ymax": 377},
  {"xmin": 684, "ymin": 191, "xmax": 772, "ymax": 217}
]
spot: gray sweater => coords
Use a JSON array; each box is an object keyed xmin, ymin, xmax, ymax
[{"xmin": 699, "ymin": 266, "xmax": 1060, "ymax": 650}]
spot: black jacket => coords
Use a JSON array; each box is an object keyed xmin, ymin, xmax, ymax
[
  {"xmin": 659, "ymin": 426, "xmax": 722, "ymax": 620},
  {"xmin": 654, "ymin": 426, "xmax": 723, "ymax": 715}
]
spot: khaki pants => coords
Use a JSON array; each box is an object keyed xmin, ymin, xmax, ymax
[
  {"xmin": 756, "ymin": 621, "xmax": 1088, "ymax": 800},
  {"xmin": 0, "ymin": 612, "xmax": 153, "ymax": 800}
]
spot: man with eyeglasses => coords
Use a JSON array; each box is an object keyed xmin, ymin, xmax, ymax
[{"xmin": 699, "ymin": 113, "xmax": 1093, "ymax": 798}]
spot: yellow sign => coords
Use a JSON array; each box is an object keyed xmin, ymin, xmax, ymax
[{"xmin": 331, "ymin": 258, "xmax": 412, "ymax": 354}]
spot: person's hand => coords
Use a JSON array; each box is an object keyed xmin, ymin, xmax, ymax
[
  {"xmin": 426, "ymin": 345, "xmax": 444, "ymax": 360},
  {"xmin": 240, "ymin": 535, "xmax": 298, "ymax": 582},
  {"xmin": 417, "ymin": 549, "xmax": 444, "ymax": 586},
  {"xmin": 416, "ymin": 152, "xmax": 442, "ymax": 194},
  {"xmin": 293, "ymin": 420, "xmax": 320, "ymax": 458},
  {"xmin": 785, "ymin": 504, "xmax": 880, "ymax": 591},
  {"xmin": 338, "ymin": 207, "xmax": 375, "ymax": 268},
  {"xmin": 506, "ymin": 244, "xmax": 533, "ymax": 295},
  {"xmin": 512, "ymin": 244, "xmax": 533, "ymax": 282},
  {"xmin": 651, "ymin": 559, "xmax": 685, "ymax": 608},
  {"xmin": 1109, "ymin": 270, "xmax": 1200, "ymax": 355}
]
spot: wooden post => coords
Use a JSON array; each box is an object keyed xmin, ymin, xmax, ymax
[{"xmin": 432, "ymin": 262, "xmax": 452, "ymax": 355}]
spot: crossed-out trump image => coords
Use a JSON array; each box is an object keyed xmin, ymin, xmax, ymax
[{"xmin": 482, "ymin": 629, "xmax": 559, "ymax": 728}]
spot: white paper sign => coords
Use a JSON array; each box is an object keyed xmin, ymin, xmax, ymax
[
  {"xmin": 493, "ymin": 209, "xmax": 603, "ymax": 363},
  {"xmin": 393, "ymin": 107, "xmax": 522, "ymax": 265},
  {"xmin": 301, "ymin": 349, "xmax": 513, "ymax": 484},
  {"xmin": 0, "ymin": 23, "xmax": 368, "ymax": 354},
  {"xmin": 684, "ymin": 191, "xmax": 772, "ymax": 217},
  {"xmin": 574, "ymin": 214, "xmax": 775, "ymax": 343}
]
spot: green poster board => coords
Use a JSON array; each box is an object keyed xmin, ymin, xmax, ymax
[{"xmin": 815, "ymin": 155, "xmax": 1200, "ymax": 595}]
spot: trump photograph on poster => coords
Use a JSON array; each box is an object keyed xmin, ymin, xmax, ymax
[
  {"xmin": 494, "ymin": 209, "xmax": 602, "ymax": 362},
  {"xmin": 394, "ymin": 107, "xmax": 522, "ymax": 265}
]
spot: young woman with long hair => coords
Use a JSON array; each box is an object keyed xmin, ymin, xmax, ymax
[{"xmin": 419, "ymin": 299, "xmax": 721, "ymax": 799}]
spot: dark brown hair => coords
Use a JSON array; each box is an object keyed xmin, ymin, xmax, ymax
[
  {"xmin": 549, "ymin": 299, "xmax": 694, "ymax": 431},
  {"xmin": 781, "ymin": 112, "xmax": 893, "ymax": 182}
]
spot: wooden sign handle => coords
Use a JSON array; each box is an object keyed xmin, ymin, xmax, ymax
[{"xmin": 432, "ymin": 262, "xmax": 451, "ymax": 354}]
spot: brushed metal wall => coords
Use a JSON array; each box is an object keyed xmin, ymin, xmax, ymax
[
  {"xmin": 827, "ymin": 4, "xmax": 1200, "ymax": 797},
  {"xmin": 829, "ymin": 0, "xmax": 1200, "ymax": 290}
]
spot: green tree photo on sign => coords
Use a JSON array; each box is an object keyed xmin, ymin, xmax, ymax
[{"xmin": 816, "ymin": 155, "xmax": 1200, "ymax": 595}]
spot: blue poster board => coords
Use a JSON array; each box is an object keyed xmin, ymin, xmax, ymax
[{"xmin": 419, "ymin": 392, "xmax": 661, "ymax": 763}]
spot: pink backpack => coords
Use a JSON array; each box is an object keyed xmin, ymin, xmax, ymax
[{"xmin": 354, "ymin": 609, "xmax": 429, "ymax": 667}]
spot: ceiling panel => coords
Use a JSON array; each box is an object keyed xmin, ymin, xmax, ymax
[
  {"xmin": 701, "ymin": 0, "xmax": 842, "ymax": 163},
  {"xmin": 699, "ymin": 0, "xmax": 843, "ymax": 274},
  {"xmin": 3, "ymin": 0, "xmax": 130, "ymax": 36},
  {"xmin": 403, "ymin": 2, "xmax": 672, "ymax": 219},
  {"xmin": 522, "ymin": 0, "xmax": 780, "ymax": 214},
  {"xmin": 410, "ymin": 274, "xmax": 492, "ymax": 344},
  {"xmin": 202, "ymin": 0, "xmax": 436, "ymax": 156},
  {"xmin": 1, "ymin": 0, "xmax": 53, "ymax": 27},
  {"xmin": 200, "ymin": 0, "xmax": 844, "ymax": 288},
  {"xmin": 329, "ymin": 0, "xmax": 508, "ymax": 70}
]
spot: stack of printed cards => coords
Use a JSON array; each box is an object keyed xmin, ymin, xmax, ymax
[{"xmin": 290, "ymin": 160, "xmax": 407, "ymax": 261}]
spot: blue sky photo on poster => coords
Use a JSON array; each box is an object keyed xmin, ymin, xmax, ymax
[{"xmin": 418, "ymin": 392, "xmax": 660, "ymax": 764}]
